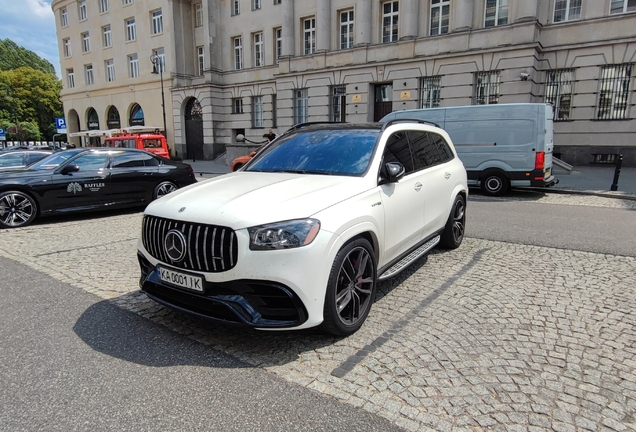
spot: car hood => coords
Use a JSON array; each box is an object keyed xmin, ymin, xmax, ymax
[{"xmin": 145, "ymin": 172, "xmax": 372, "ymax": 228}]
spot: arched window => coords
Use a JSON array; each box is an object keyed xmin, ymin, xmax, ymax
[
  {"xmin": 130, "ymin": 103, "xmax": 145, "ymax": 126},
  {"xmin": 185, "ymin": 98, "xmax": 203, "ymax": 121},
  {"xmin": 87, "ymin": 107, "xmax": 99, "ymax": 130},
  {"xmin": 107, "ymin": 106, "xmax": 121, "ymax": 128}
]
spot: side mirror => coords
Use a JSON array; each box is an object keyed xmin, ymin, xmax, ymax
[
  {"xmin": 379, "ymin": 162, "xmax": 405, "ymax": 185},
  {"xmin": 61, "ymin": 164, "xmax": 80, "ymax": 174}
]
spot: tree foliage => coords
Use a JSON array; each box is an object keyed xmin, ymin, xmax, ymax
[
  {"xmin": 0, "ymin": 39, "xmax": 56, "ymax": 75},
  {"xmin": 0, "ymin": 39, "xmax": 63, "ymax": 142}
]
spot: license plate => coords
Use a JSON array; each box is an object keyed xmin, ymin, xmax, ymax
[{"xmin": 159, "ymin": 267, "xmax": 204, "ymax": 292}]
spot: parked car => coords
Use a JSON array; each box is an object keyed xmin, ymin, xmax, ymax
[
  {"xmin": 231, "ymin": 145, "xmax": 265, "ymax": 171},
  {"xmin": 103, "ymin": 132, "xmax": 170, "ymax": 159},
  {"xmin": 0, "ymin": 148, "xmax": 196, "ymax": 229},
  {"xmin": 0, "ymin": 149, "xmax": 53, "ymax": 170},
  {"xmin": 137, "ymin": 121, "xmax": 468, "ymax": 336}
]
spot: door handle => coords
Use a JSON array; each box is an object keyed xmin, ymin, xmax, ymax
[
  {"xmin": 414, "ymin": 182, "xmax": 422, "ymax": 192},
  {"xmin": 444, "ymin": 172, "xmax": 451, "ymax": 180}
]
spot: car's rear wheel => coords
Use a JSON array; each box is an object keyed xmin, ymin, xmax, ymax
[
  {"xmin": 481, "ymin": 171, "xmax": 509, "ymax": 196},
  {"xmin": 440, "ymin": 194, "xmax": 466, "ymax": 249},
  {"xmin": 321, "ymin": 238, "xmax": 377, "ymax": 336},
  {"xmin": 0, "ymin": 191, "xmax": 37, "ymax": 229},
  {"xmin": 153, "ymin": 181, "xmax": 178, "ymax": 199}
]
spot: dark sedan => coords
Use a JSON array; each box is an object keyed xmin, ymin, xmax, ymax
[
  {"xmin": 0, "ymin": 149, "xmax": 53, "ymax": 170},
  {"xmin": 0, "ymin": 148, "xmax": 197, "ymax": 228}
]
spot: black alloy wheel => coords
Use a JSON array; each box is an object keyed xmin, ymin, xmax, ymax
[
  {"xmin": 153, "ymin": 181, "xmax": 178, "ymax": 199},
  {"xmin": 321, "ymin": 238, "xmax": 377, "ymax": 336},
  {"xmin": 440, "ymin": 194, "xmax": 466, "ymax": 249},
  {"xmin": 0, "ymin": 191, "xmax": 38, "ymax": 229}
]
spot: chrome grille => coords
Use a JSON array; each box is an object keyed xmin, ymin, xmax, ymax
[{"xmin": 142, "ymin": 215, "xmax": 238, "ymax": 273}]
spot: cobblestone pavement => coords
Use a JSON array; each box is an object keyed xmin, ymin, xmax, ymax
[{"xmin": 1, "ymin": 193, "xmax": 635, "ymax": 431}]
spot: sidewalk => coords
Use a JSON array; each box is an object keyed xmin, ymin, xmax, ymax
[{"xmin": 182, "ymin": 158, "xmax": 636, "ymax": 198}]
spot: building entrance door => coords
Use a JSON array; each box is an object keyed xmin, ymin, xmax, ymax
[
  {"xmin": 373, "ymin": 83, "xmax": 393, "ymax": 122},
  {"xmin": 184, "ymin": 98, "xmax": 204, "ymax": 161}
]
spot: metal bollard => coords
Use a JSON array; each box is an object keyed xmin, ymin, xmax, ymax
[{"xmin": 610, "ymin": 154, "xmax": 623, "ymax": 191}]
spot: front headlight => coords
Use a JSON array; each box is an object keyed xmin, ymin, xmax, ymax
[{"xmin": 248, "ymin": 219, "xmax": 321, "ymax": 250}]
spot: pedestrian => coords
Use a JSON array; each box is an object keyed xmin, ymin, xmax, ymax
[{"xmin": 266, "ymin": 129, "xmax": 276, "ymax": 142}]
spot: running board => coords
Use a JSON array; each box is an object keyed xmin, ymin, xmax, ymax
[{"xmin": 378, "ymin": 235, "xmax": 440, "ymax": 281}]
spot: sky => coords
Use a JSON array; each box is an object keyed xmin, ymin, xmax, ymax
[{"xmin": 0, "ymin": 0, "xmax": 61, "ymax": 77}]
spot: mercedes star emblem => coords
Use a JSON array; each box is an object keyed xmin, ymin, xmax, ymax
[{"xmin": 164, "ymin": 229, "xmax": 187, "ymax": 262}]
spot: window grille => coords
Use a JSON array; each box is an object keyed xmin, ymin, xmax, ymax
[
  {"xmin": 331, "ymin": 86, "xmax": 346, "ymax": 122},
  {"xmin": 474, "ymin": 71, "xmax": 500, "ymax": 105},
  {"xmin": 421, "ymin": 77, "xmax": 441, "ymax": 108},
  {"xmin": 545, "ymin": 69, "xmax": 574, "ymax": 121},
  {"xmin": 597, "ymin": 64, "xmax": 632, "ymax": 120}
]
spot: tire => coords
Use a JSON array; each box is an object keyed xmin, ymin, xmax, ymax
[
  {"xmin": 440, "ymin": 194, "xmax": 466, "ymax": 249},
  {"xmin": 480, "ymin": 171, "xmax": 509, "ymax": 196},
  {"xmin": 153, "ymin": 181, "xmax": 178, "ymax": 200},
  {"xmin": 321, "ymin": 238, "xmax": 377, "ymax": 336},
  {"xmin": 0, "ymin": 191, "xmax": 38, "ymax": 229}
]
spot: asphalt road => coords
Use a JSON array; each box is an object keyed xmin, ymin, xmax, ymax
[
  {"xmin": 467, "ymin": 193, "xmax": 636, "ymax": 257},
  {"xmin": 0, "ymin": 257, "xmax": 401, "ymax": 432}
]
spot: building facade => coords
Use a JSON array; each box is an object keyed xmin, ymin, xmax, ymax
[{"xmin": 53, "ymin": 0, "xmax": 636, "ymax": 166}]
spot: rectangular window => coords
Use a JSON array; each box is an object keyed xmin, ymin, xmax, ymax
[
  {"xmin": 597, "ymin": 64, "xmax": 632, "ymax": 120},
  {"xmin": 254, "ymin": 32, "xmax": 264, "ymax": 67},
  {"xmin": 82, "ymin": 32, "xmax": 90, "ymax": 53},
  {"xmin": 128, "ymin": 54, "xmax": 139, "ymax": 78},
  {"xmin": 331, "ymin": 85, "xmax": 346, "ymax": 122},
  {"xmin": 430, "ymin": 0, "xmax": 450, "ymax": 35},
  {"xmin": 154, "ymin": 48, "xmax": 165, "ymax": 73},
  {"xmin": 78, "ymin": 0, "xmax": 87, "ymax": 20},
  {"xmin": 545, "ymin": 69, "xmax": 574, "ymax": 120},
  {"xmin": 485, "ymin": 0, "xmax": 508, "ymax": 27},
  {"xmin": 553, "ymin": 0, "xmax": 581, "ymax": 22},
  {"xmin": 123, "ymin": 0, "xmax": 133, "ymax": 4},
  {"xmin": 63, "ymin": 38, "xmax": 71, "ymax": 57},
  {"xmin": 197, "ymin": 46, "xmax": 204, "ymax": 75},
  {"xmin": 294, "ymin": 88, "xmax": 309, "ymax": 123},
  {"xmin": 421, "ymin": 76, "xmax": 441, "ymax": 108},
  {"xmin": 610, "ymin": 0, "xmax": 636, "ymax": 14},
  {"xmin": 232, "ymin": 0, "xmax": 240, "ymax": 16},
  {"xmin": 303, "ymin": 18, "xmax": 316, "ymax": 55},
  {"xmin": 232, "ymin": 98, "xmax": 244, "ymax": 114},
  {"xmin": 274, "ymin": 0, "xmax": 281, "ymax": 4},
  {"xmin": 252, "ymin": 96, "xmax": 263, "ymax": 127},
  {"xmin": 195, "ymin": 3, "xmax": 203, "ymax": 27},
  {"xmin": 99, "ymin": 0, "xmax": 109, "ymax": 13},
  {"xmin": 105, "ymin": 59, "xmax": 115, "ymax": 82},
  {"xmin": 102, "ymin": 25, "xmax": 112, "ymax": 47},
  {"xmin": 85, "ymin": 64, "xmax": 94, "ymax": 85},
  {"xmin": 474, "ymin": 71, "xmax": 500, "ymax": 105},
  {"xmin": 126, "ymin": 18, "xmax": 136, "ymax": 41},
  {"xmin": 60, "ymin": 8, "xmax": 68, "ymax": 26},
  {"xmin": 67, "ymin": 69, "xmax": 75, "ymax": 88},
  {"xmin": 252, "ymin": 0, "xmax": 261, "ymax": 10},
  {"xmin": 382, "ymin": 1, "xmax": 399, "ymax": 43},
  {"xmin": 151, "ymin": 10, "xmax": 163, "ymax": 34},
  {"xmin": 340, "ymin": 10, "xmax": 354, "ymax": 49},
  {"xmin": 274, "ymin": 27, "xmax": 282, "ymax": 63},
  {"xmin": 233, "ymin": 36, "xmax": 243, "ymax": 70}
]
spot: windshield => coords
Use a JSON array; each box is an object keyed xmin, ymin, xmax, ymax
[
  {"xmin": 246, "ymin": 129, "xmax": 379, "ymax": 176},
  {"xmin": 29, "ymin": 151, "xmax": 76, "ymax": 170}
]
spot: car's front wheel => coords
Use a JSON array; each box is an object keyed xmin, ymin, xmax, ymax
[
  {"xmin": 0, "ymin": 191, "xmax": 38, "ymax": 229},
  {"xmin": 321, "ymin": 238, "xmax": 377, "ymax": 336},
  {"xmin": 440, "ymin": 194, "xmax": 466, "ymax": 249},
  {"xmin": 153, "ymin": 181, "xmax": 178, "ymax": 199}
]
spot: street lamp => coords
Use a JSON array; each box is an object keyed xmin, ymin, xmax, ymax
[{"xmin": 150, "ymin": 53, "xmax": 168, "ymax": 154}]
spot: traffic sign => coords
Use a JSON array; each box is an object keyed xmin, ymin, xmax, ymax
[
  {"xmin": 0, "ymin": 127, "xmax": 6, "ymax": 141},
  {"xmin": 55, "ymin": 118, "xmax": 67, "ymax": 134}
]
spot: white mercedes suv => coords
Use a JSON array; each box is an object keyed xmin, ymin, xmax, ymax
[{"xmin": 137, "ymin": 121, "xmax": 468, "ymax": 336}]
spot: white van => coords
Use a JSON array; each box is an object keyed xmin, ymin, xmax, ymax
[{"xmin": 381, "ymin": 103, "xmax": 557, "ymax": 195}]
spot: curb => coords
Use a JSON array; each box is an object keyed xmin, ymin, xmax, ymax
[{"xmin": 523, "ymin": 187, "xmax": 636, "ymax": 201}]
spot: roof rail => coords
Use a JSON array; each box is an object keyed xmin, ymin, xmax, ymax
[
  {"xmin": 380, "ymin": 118, "xmax": 440, "ymax": 132},
  {"xmin": 283, "ymin": 121, "xmax": 347, "ymax": 134}
]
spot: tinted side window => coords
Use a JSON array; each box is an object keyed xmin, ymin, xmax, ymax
[
  {"xmin": 111, "ymin": 152, "xmax": 148, "ymax": 168},
  {"xmin": 383, "ymin": 132, "xmax": 414, "ymax": 174},
  {"xmin": 70, "ymin": 153, "xmax": 109, "ymax": 170},
  {"xmin": 409, "ymin": 131, "xmax": 453, "ymax": 170}
]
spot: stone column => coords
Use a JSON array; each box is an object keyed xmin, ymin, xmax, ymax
[
  {"xmin": 282, "ymin": 0, "xmax": 295, "ymax": 56},
  {"xmin": 356, "ymin": 0, "xmax": 371, "ymax": 46},
  {"xmin": 317, "ymin": 0, "xmax": 331, "ymax": 51},
  {"xmin": 401, "ymin": 0, "xmax": 419, "ymax": 40},
  {"xmin": 452, "ymin": 0, "xmax": 474, "ymax": 31}
]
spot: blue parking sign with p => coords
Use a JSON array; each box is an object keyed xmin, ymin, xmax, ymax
[{"xmin": 55, "ymin": 118, "xmax": 67, "ymax": 133}]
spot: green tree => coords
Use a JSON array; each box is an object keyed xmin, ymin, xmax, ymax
[
  {"xmin": 0, "ymin": 67, "xmax": 62, "ymax": 141},
  {"xmin": 0, "ymin": 39, "xmax": 56, "ymax": 75},
  {"xmin": 0, "ymin": 119, "xmax": 41, "ymax": 142}
]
